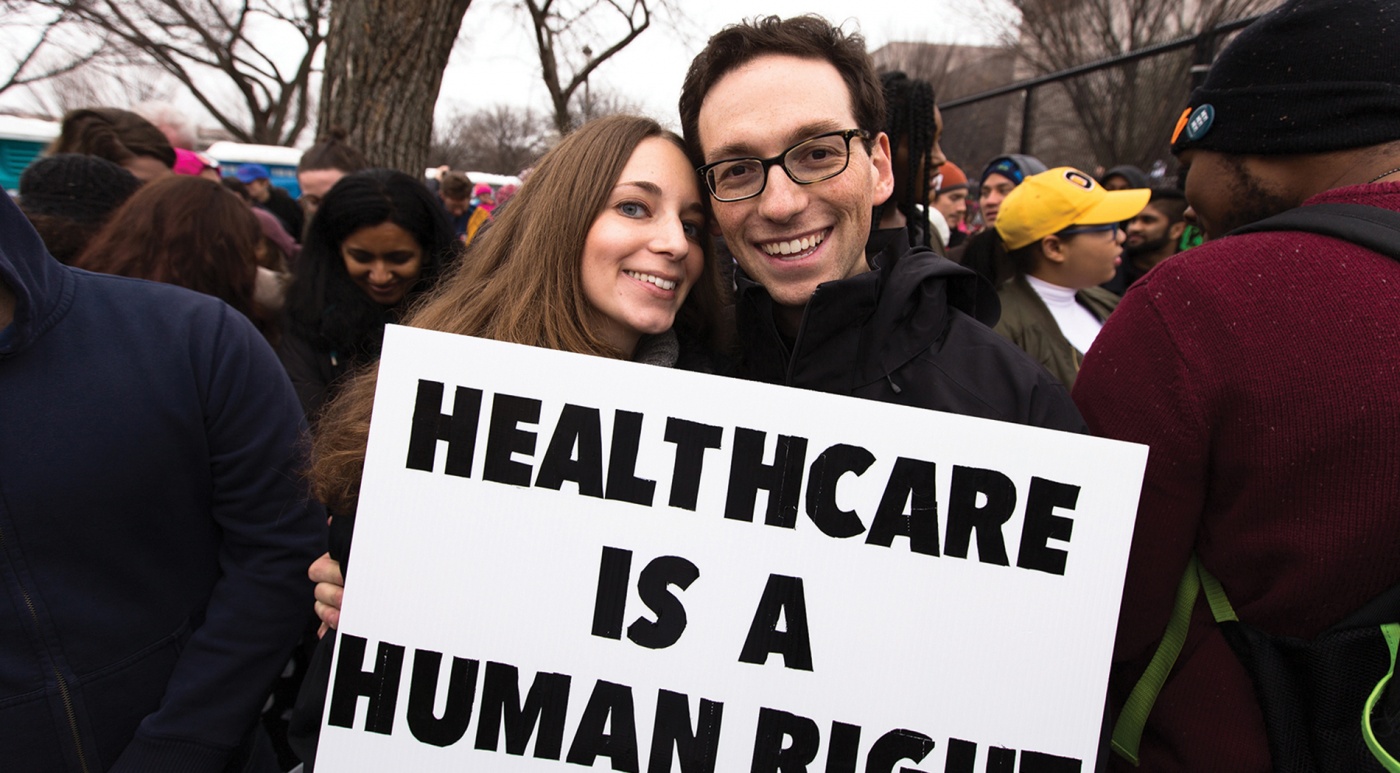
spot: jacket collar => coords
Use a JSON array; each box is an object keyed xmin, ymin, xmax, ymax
[{"xmin": 734, "ymin": 227, "xmax": 1001, "ymax": 389}]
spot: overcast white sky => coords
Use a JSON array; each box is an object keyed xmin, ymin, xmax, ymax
[
  {"xmin": 0, "ymin": 0, "xmax": 1017, "ymax": 143},
  {"xmin": 434, "ymin": 0, "xmax": 1016, "ymax": 132}
]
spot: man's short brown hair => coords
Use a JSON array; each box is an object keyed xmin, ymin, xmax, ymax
[
  {"xmin": 439, "ymin": 171, "xmax": 473, "ymax": 201},
  {"xmin": 677, "ymin": 15, "xmax": 884, "ymax": 165}
]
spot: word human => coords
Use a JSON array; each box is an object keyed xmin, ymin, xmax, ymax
[
  {"xmin": 404, "ymin": 380, "xmax": 1082, "ymax": 574},
  {"xmin": 328, "ymin": 634, "xmax": 1084, "ymax": 772}
]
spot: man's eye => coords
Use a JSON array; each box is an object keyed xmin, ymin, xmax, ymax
[{"xmin": 718, "ymin": 163, "xmax": 752, "ymax": 181}]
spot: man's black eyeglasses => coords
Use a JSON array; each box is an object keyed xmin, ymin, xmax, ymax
[{"xmin": 697, "ymin": 129, "xmax": 871, "ymax": 202}]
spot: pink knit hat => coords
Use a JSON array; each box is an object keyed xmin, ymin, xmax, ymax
[{"xmin": 172, "ymin": 148, "xmax": 219, "ymax": 176}]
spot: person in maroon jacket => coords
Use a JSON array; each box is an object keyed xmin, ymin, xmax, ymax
[{"xmin": 1072, "ymin": 1, "xmax": 1400, "ymax": 770}]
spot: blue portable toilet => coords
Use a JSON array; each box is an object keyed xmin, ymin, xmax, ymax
[
  {"xmin": 205, "ymin": 141, "xmax": 305, "ymax": 199},
  {"xmin": 0, "ymin": 115, "xmax": 61, "ymax": 195}
]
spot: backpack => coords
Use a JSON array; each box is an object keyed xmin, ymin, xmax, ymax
[{"xmin": 1110, "ymin": 202, "xmax": 1400, "ymax": 772}]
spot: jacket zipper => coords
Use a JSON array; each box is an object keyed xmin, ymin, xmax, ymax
[
  {"xmin": 783, "ymin": 286, "xmax": 820, "ymax": 386},
  {"xmin": 0, "ymin": 524, "xmax": 91, "ymax": 773}
]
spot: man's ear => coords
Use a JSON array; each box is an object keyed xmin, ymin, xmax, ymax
[
  {"xmin": 870, "ymin": 131, "xmax": 895, "ymax": 207},
  {"xmin": 1169, "ymin": 221, "xmax": 1187, "ymax": 242}
]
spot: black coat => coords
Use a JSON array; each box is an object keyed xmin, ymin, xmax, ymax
[{"xmin": 734, "ymin": 228, "xmax": 1085, "ymax": 433}]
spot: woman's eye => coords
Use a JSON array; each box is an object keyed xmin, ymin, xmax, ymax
[
  {"xmin": 618, "ymin": 201, "xmax": 647, "ymax": 218},
  {"xmin": 682, "ymin": 221, "xmax": 702, "ymax": 241}
]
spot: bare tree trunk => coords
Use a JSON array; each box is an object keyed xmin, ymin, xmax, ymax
[{"xmin": 320, "ymin": 0, "xmax": 472, "ymax": 173}]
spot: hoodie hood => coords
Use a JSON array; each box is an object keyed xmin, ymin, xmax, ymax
[
  {"xmin": 1102, "ymin": 164, "xmax": 1151, "ymax": 190},
  {"xmin": 858, "ymin": 227, "xmax": 1000, "ymax": 385},
  {"xmin": 0, "ymin": 190, "xmax": 74, "ymax": 357}
]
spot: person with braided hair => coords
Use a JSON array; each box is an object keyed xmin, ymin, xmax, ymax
[{"xmin": 873, "ymin": 70, "xmax": 947, "ymax": 252}]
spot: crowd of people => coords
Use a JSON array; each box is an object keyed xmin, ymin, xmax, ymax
[{"xmin": 2, "ymin": 0, "xmax": 1398, "ymax": 770}]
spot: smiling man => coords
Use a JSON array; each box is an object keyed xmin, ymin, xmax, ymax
[{"xmin": 678, "ymin": 15, "xmax": 1082, "ymax": 431}]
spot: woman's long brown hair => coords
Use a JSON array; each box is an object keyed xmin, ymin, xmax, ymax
[
  {"xmin": 309, "ymin": 115, "xmax": 731, "ymax": 514},
  {"xmin": 73, "ymin": 176, "xmax": 264, "ymax": 328}
]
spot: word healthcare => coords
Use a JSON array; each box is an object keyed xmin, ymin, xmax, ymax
[{"xmin": 401, "ymin": 378, "xmax": 1083, "ymax": 576}]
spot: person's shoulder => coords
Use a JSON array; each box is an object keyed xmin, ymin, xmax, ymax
[
  {"xmin": 71, "ymin": 267, "xmax": 222, "ymax": 311},
  {"xmin": 919, "ymin": 307, "xmax": 1085, "ymax": 432},
  {"xmin": 69, "ymin": 269, "xmax": 261, "ymax": 351},
  {"xmin": 1078, "ymin": 285, "xmax": 1120, "ymax": 317}
]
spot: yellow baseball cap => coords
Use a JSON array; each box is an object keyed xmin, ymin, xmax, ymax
[{"xmin": 995, "ymin": 167, "xmax": 1150, "ymax": 250}]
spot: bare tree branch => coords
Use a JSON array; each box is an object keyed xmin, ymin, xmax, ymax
[
  {"xmin": 0, "ymin": 5, "xmax": 113, "ymax": 96},
  {"xmin": 1001, "ymin": 0, "xmax": 1282, "ymax": 170},
  {"xmin": 24, "ymin": 0, "xmax": 327, "ymax": 145},
  {"xmin": 431, "ymin": 103, "xmax": 551, "ymax": 174},
  {"xmin": 523, "ymin": 0, "xmax": 667, "ymax": 135}
]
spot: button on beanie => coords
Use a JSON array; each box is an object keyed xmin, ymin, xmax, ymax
[{"xmin": 1171, "ymin": 0, "xmax": 1400, "ymax": 155}]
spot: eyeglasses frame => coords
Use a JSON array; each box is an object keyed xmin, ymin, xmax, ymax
[
  {"xmin": 1055, "ymin": 222, "xmax": 1121, "ymax": 239},
  {"xmin": 697, "ymin": 128, "xmax": 873, "ymax": 203}
]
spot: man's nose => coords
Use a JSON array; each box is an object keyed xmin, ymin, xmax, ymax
[{"xmin": 756, "ymin": 165, "xmax": 807, "ymax": 223}]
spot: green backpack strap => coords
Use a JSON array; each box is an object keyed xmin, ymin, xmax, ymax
[
  {"xmin": 1111, "ymin": 555, "xmax": 1206, "ymax": 765},
  {"xmin": 1113, "ymin": 556, "xmax": 1400, "ymax": 772},
  {"xmin": 1364, "ymin": 624, "xmax": 1400, "ymax": 772},
  {"xmin": 1196, "ymin": 561, "xmax": 1240, "ymax": 623}
]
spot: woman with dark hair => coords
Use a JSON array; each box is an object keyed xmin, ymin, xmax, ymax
[
  {"xmin": 279, "ymin": 169, "xmax": 458, "ymax": 419},
  {"xmin": 71, "ymin": 175, "xmax": 271, "ymax": 338},
  {"xmin": 987, "ymin": 167, "xmax": 1147, "ymax": 389},
  {"xmin": 289, "ymin": 115, "xmax": 731, "ymax": 764},
  {"xmin": 48, "ymin": 107, "xmax": 177, "ymax": 183},
  {"xmin": 874, "ymin": 71, "xmax": 946, "ymax": 251}
]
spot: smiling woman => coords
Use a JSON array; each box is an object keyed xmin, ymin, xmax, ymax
[
  {"xmin": 288, "ymin": 116, "xmax": 733, "ymax": 765},
  {"xmin": 280, "ymin": 169, "xmax": 460, "ymax": 420},
  {"xmin": 309, "ymin": 115, "xmax": 732, "ymax": 514}
]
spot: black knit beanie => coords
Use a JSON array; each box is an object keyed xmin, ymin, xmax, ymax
[
  {"xmin": 1171, "ymin": 0, "xmax": 1400, "ymax": 156},
  {"xmin": 18, "ymin": 153, "xmax": 142, "ymax": 223}
]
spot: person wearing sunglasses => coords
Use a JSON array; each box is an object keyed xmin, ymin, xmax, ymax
[{"xmin": 989, "ymin": 167, "xmax": 1149, "ymax": 389}]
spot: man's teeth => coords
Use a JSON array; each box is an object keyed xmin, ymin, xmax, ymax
[
  {"xmin": 625, "ymin": 271, "xmax": 677, "ymax": 290},
  {"xmin": 761, "ymin": 232, "xmax": 825, "ymax": 256}
]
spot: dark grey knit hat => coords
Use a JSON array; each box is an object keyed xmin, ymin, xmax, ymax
[
  {"xmin": 1171, "ymin": 0, "xmax": 1400, "ymax": 155},
  {"xmin": 980, "ymin": 154, "xmax": 1048, "ymax": 187},
  {"xmin": 18, "ymin": 153, "xmax": 141, "ymax": 223}
]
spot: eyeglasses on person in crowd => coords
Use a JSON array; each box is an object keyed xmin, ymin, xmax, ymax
[
  {"xmin": 1057, "ymin": 222, "xmax": 1121, "ymax": 238},
  {"xmin": 698, "ymin": 128, "xmax": 871, "ymax": 202}
]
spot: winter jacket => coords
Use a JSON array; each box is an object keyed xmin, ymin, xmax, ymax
[
  {"xmin": 734, "ymin": 227, "xmax": 1086, "ymax": 433},
  {"xmin": 994, "ymin": 274, "xmax": 1119, "ymax": 390},
  {"xmin": 0, "ymin": 190, "xmax": 326, "ymax": 772},
  {"xmin": 1073, "ymin": 182, "xmax": 1400, "ymax": 772},
  {"xmin": 278, "ymin": 324, "xmax": 355, "ymax": 422}
]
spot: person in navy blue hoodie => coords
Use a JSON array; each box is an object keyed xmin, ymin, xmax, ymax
[{"xmin": 0, "ymin": 188, "xmax": 326, "ymax": 771}]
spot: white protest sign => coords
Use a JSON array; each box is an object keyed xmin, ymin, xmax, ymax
[{"xmin": 316, "ymin": 324, "xmax": 1147, "ymax": 772}]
